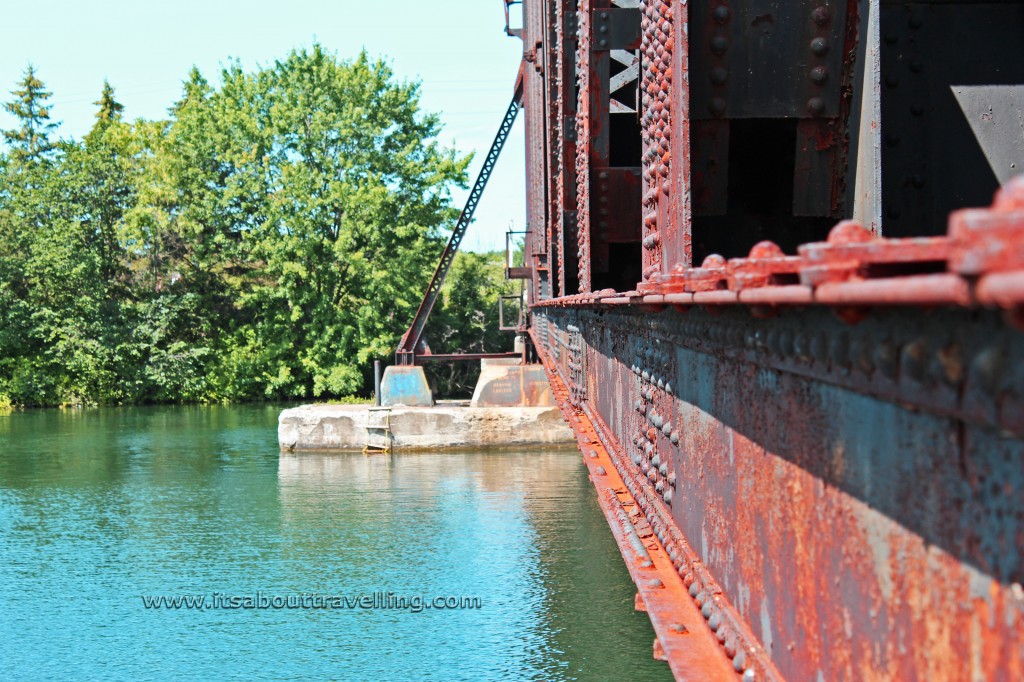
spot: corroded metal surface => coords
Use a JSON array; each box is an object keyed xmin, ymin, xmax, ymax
[
  {"xmin": 510, "ymin": 0, "xmax": 1024, "ymax": 678},
  {"xmin": 533, "ymin": 306, "xmax": 1024, "ymax": 680}
]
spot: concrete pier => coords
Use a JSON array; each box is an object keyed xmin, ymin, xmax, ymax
[{"xmin": 278, "ymin": 403, "xmax": 573, "ymax": 452}]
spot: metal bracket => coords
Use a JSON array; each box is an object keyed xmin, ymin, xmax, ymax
[
  {"xmin": 591, "ymin": 8, "xmax": 641, "ymax": 51},
  {"xmin": 564, "ymin": 10, "xmax": 578, "ymax": 38},
  {"xmin": 564, "ymin": 115, "xmax": 577, "ymax": 141}
]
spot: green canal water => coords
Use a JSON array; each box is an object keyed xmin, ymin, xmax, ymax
[{"xmin": 0, "ymin": 405, "xmax": 671, "ymax": 681}]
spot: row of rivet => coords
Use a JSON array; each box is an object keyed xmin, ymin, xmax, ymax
[
  {"xmin": 574, "ymin": 6, "xmax": 592, "ymax": 291},
  {"xmin": 548, "ymin": 311, "xmax": 788, "ymax": 679},
  {"xmin": 806, "ymin": 6, "xmax": 832, "ymax": 116},
  {"xmin": 630, "ymin": 337, "xmax": 677, "ymax": 506},
  {"xmin": 639, "ymin": 0, "xmax": 672, "ymax": 281},
  {"xmin": 609, "ymin": 412, "xmax": 764, "ymax": 681}
]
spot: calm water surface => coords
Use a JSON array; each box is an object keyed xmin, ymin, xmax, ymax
[{"xmin": 0, "ymin": 405, "xmax": 671, "ymax": 680}]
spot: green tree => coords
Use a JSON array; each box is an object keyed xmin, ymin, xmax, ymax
[
  {"xmin": 2, "ymin": 65, "xmax": 59, "ymax": 162},
  {"xmin": 0, "ymin": 46, "xmax": 503, "ymax": 406},
  {"xmin": 92, "ymin": 80, "xmax": 125, "ymax": 128},
  {"xmin": 162, "ymin": 46, "xmax": 470, "ymax": 400}
]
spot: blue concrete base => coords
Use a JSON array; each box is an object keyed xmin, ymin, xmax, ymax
[{"xmin": 380, "ymin": 366, "xmax": 434, "ymax": 407}]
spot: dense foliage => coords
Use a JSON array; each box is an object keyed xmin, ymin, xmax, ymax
[{"xmin": 0, "ymin": 47, "xmax": 515, "ymax": 407}]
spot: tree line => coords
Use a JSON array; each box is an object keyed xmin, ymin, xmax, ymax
[{"xmin": 0, "ymin": 45, "xmax": 515, "ymax": 407}]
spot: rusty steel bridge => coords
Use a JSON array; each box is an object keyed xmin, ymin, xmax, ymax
[{"xmin": 480, "ymin": 0, "xmax": 1024, "ymax": 679}]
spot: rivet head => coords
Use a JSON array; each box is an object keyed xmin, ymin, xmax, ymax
[
  {"xmin": 710, "ymin": 67, "xmax": 729, "ymax": 85},
  {"xmin": 709, "ymin": 97, "xmax": 726, "ymax": 116},
  {"xmin": 701, "ymin": 602, "xmax": 713, "ymax": 619},
  {"xmin": 669, "ymin": 623, "xmax": 688, "ymax": 634},
  {"xmin": 710, "ymin": 36, "xmax": 729, "ymax": 55},
  {"xmin": 812, "ymin": 6, "xmax": 830, "ymax": 25},
  {"xmin": 806, "ymin": 97, "xmax": 825, "ymax": 116},
  {"xmin": 688, "ymin": 582, "xmax": 700, "ymax": 597},
  {"xmin": 733, "ymin": 651, "xmax": 747, "ymax": 672},
  {"xmin": 709, "ymin": 612, "xmax": 722, "ymax": 631},
  {"xmin": 810, "ymin": 66, "xmax": 828, "ymax": 85},
  {"xmin": 810, "ymin": 37, "xmax": 829, "ymax": 56},
  {"xmin": 712, "ymin": 5, "xmax": 731, "ymax": 24}
]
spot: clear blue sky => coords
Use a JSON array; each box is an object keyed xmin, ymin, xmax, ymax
[{"xmin": 0, "ymin": 0, "xmax": 526, "ymax": 253}]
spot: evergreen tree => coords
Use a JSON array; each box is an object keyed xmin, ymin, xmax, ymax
[
  {"xmin": 2, "ymin": 65, "xmax": 59, "ymax": 161},
  {"xmin": 91, "ymin": 80, "xmax": 125, "ymax": 130}
]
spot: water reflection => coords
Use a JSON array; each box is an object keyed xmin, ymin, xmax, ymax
[{"xmin": 0, "ymin": 405, "xmax": 670, "ymax": 680}]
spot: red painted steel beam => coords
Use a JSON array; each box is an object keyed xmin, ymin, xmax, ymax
[{"xmin": 413, "ymin": 353, "xmax": 522, "ymax": 363}]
